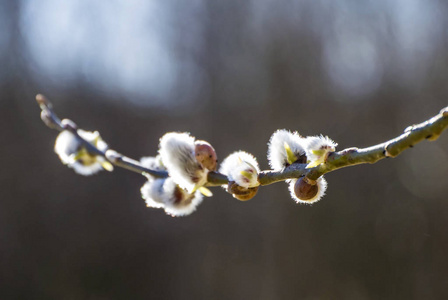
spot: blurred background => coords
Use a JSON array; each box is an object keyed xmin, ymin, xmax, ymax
[{"xmin": 1, "ymin": 0, "xmax": 448, "ymax": 299}]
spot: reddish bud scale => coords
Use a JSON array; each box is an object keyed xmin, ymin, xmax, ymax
[
  {"xmin": 227, "ymin": 181, "xmax": 259, "ymax": 201},
  {"xmin": 194, "ymin": 140, "xmax": 218, "ymax": 171},
  {"xmin": 294, "ymin": 177, "xmax": 318, "ymax": 201}
]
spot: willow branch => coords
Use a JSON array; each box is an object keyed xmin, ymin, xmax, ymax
[
  {"xmin": 36, "ymin": 94, "xmax": 168, "ymax": 178},
  {"xmin": 258, "ymin": 106, "xmax": 448, "ymax": 185},
  {"xmin": 37, "ymin": 94, "xmax": 448, "ymax": 189}
]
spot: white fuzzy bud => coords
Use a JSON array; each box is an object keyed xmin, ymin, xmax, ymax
[
  {"xmin": 159, "ymin": 132, "xmax": 208, "ymax": 193},
  {"xmin": 305, "ymin": 135, "xmax": 338, "ymax": 168},
  {"xmin": 54, "ymin": 130, "xmax": 112, "ymax": 175},
  {"xmin": 268, "ymin": 129, "xmax": 307, "ymax": 170},
  {"xmin": 288, "ymin": 176, "xmax": 328, "ymax": 204},
  {"xmin": 219, "ymin": 151, "xmax": 260, "ymax": 188},
  {"xmin": 141, "ymin": 177, "xmax": 203, "ymax": 217}
]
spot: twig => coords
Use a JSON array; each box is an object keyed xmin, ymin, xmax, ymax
[
  {"xmin": 258, "ymin": 106, "xmax": 448, "ymax": 185},
  {"xmin": 36, "ymin": 94, "xmax": 168, "ymax": 178},
  {"xmin": 37, "ymin": 95, "xmax": 448, "ymax": 189}
]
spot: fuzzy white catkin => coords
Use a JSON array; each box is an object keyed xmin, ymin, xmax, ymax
[
  {"xmin": 288, "ymin": 176, "xmax": 328, "ymax": 204},
  {"xmin": 219, "ymin": 151, "xmax": 260, "ymax": 188},
  {"xmin": 139, "ymin": 155, "xmax": 167, "ymax": 209},
  {"xmin": 268, "ymin": 129, "xmax": 307, "ymax": 170},
  {"xmin": 305, "ymin": 135, "xmax": 338, "ymax": 163},
  {"xmin": 141, "ymin": 177, "xmax": 203, "ymax": 217},
  {"xmin": 159, "ymin": 132, "xmax": 207, "ymax": 193},
  {"xmin": 141, "ymin": 151, "xmax": 203, "ymax": 216},
  {"xmin": 54, "ymin": 130, "xmax": 109, "ymax": 176},
  {"xmin": 140, "ymin": 178, "xmax": 166, "ymax": 209}
]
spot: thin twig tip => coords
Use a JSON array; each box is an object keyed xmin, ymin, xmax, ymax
[
  {"xmin": 36, "ymin": 94, "xmax": 50, "ymax": 107},
  {"xmin": 61, "ymin": 119, "xmax": 78, "ymax": 130},
  {"xmin": 441, "ymin": 107, "xmax": 448, "ymax": 117}
]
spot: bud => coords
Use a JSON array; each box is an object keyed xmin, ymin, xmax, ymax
[
  {"xmin": 219, "ymin": 151, "xmax": 260, "ymax": 200},
  {"xmin": 219, "ymin": 151, "xmax": 260, "ymax": 189},
  {"xmin": 227, "ymin": 181, "xmax": 259, "ymax": 201},
  {"xmin": 141, "ymin": 177, "xmax": 203, "ymax": 217},
  {"xmin": 54, "ymin": 129, "xmax": 113, "ymax": 175},
  {"xmin": 36, "ymin": 94, "xmax": 51, "ymax": 107},
  {"xmin": 289, "ymin": 176, "xmax": 327, "ymax": 204},
  {"xmin": 305, "ymin": 135, "xmax": 337, "ymax": 168},
  {"xmin": 159, "ymin": 132, "xmax": 213, "ymax": 194},
  {"xmin": 194, "ymin": 140, "xmax": 218, "ymax": 171},
  {"xmin": 294, "ymin": 177, "xmax": 318, "ymax": 200},
  {"xmin": 441, "ymin": 107, "xmax": 448, "ymax": 117},
  {"xmin": 268, "ymin": 129, "xmax": 307, "ymax": 170}
]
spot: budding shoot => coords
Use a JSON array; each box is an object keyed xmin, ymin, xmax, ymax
[
  {"xmin": 268, "ymin": 129, "xmax": 307, "ymax": 170},
  {"xmin": 227, "ymin": 181, "xmax": 259, "ymax": 201},
  {"xmin": 219, "ymin": 151, "xmax": 260, "ymax": 189},
  {"xmin": 141, "ymin": 177, "xmax": 203, "ymax": 217},
  {"xmin": 194, "ymin": 140, "xmax": 218, "ymax": 171},
  {"xmin": 289, "ymin": 176, "xmax": 327, "ymax": 204},
  {"xmin": 159, "ymin": 132, "xmax": 215, "ymax": 195},
  {"xmin": 305, "ymin": 135, "xmax": 337, "ymax": 169},
  {"xmin": 219, "ymin": 151, "xmax": 260, "ymax": 200},
  {"xmin": 54, "ymin": 129, "xmax": 113, "ymax": 176}
]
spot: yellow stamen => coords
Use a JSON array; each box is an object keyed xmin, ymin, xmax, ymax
[
  {"xmin": 199, "ymin": 187, "xmax": 213, "ymax": 197},
  {"xmin": 306, "ymin": 157, "xmax": 325, "ymax": 169},
  {"xmin": 311, "ymin": 149, "xmax": 325, "ymax": 156},
  {"xmin": 240, "ymin": 170, "xmax": 253, "ymax": 180},
  {"xmin": 101, "ymin": 161, "xmax": 114, "ymax": 172},
  {"xmin": 284, "ymin": 142, "xmax": 297, "ymax": 165}
]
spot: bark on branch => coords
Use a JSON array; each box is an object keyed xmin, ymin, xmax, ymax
[
  {"xmin": 257, "ymin": 106, "xmax": 448, "ymax": 185},
  {"xmin": 37, "ymin": 94, "xmax": 448, "ymax": 189}
]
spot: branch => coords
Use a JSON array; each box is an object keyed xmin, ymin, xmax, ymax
[
  {"xmin": 258, "ymin": 106, "xmax": 448, "ymax": 185},
  {"xmin": 37, "ymin": 94, "xmax": 448, "ymax": 190},
  {"xmin": 36, "ymin": 94, "xmax": 168, "ymax": 179}
]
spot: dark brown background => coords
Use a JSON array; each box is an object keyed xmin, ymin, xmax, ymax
[{"xmin": 1, "ymin": 1, "xmax": 448, "ymax": 299}]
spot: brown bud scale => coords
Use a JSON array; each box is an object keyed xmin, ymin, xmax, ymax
[
  {"xmin": 194, "ymin": 140, "xmax": 218, "ymax": 171},
  {"xmin": 227, "ymin": 181, "xmax": 259, "ymax": 201},
  {"xmin": 294, "ymin": 177, "xmax": 318, "ymax": 201}
]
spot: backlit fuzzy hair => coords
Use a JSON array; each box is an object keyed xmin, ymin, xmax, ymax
[
  {"xmin": 140, "ymin": 155, "xmax": 166, "ymax": 172},
  {"xmin": 305, "ymin": 135, "xmax": 338, "ymax": 162},
  {"xmin": 141, "ymin": 177, "xmax": 203, "ymax": 217},
  {"xmin": 54, "ymin": 130, "xmax": 110, "ymax": 176},
  {"xmin": 219, "ymin": 151, "xmax": 260, "ymax": 188},
  {"xmin": 159, "ymin": 132, "xmax": 208, "ymax": 193},
  {"xmin": 288, "ymin": 176, "xmax": 327, "ymax": 204},
  {"xmin": 267, "ymin": 129, "xmax": 307, "ymax": 170}
]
